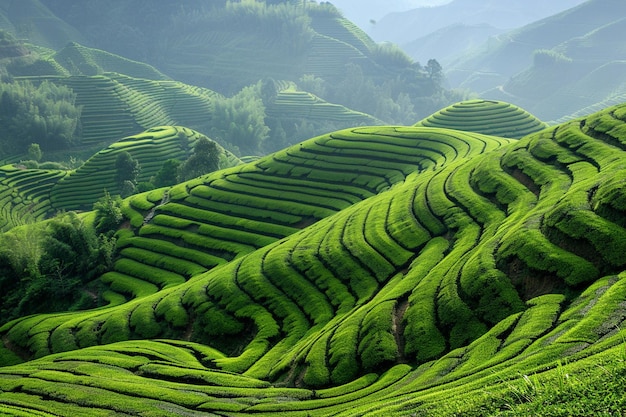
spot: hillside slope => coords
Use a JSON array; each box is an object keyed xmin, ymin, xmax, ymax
[
  {"xmin": 36, "ymin": 0, "xmax": 403, "ymax": 94},
  {"xmin": 1, "ymin": 102, "xmax": 626, "ymax": 415},
  {"xmin": 0, "ymin": 0, "xmax": 87, "ymax": 49}
]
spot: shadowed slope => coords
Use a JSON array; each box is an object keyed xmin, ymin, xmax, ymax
[{"xmin": 1, "ymin": 103, "xmax": 626, "ymax": 415}]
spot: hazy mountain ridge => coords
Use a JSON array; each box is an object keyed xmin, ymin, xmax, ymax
[
  {"xmin": 367, "ymin": 0, "xmax": 587, "ymax": 59},
  {"xmin": 447, "ymin": 0, "xmax": 626, "ymax": 121},
  {"xmin": 0, "ymin": 0, "xmax": 87, "ymax": 49}
]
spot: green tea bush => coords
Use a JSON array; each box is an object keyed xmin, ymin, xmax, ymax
[
  {"xmin": 404, "ymin": 263, "xmax": 448, "ymax": 360},
  {"xmin": 155, "ymin": 295, "xmax": 189, "ymax": 329},
  {"xmin": 460, "ymin": 247, "xmax": 525, "ymax": 325},
  {"xmin": 100, "ymin": 271, "xmax": 158, "ymax": 298},
  {"xmin": 263, "ymin": 244, "xmax": 334, "ymax": 324},
  {"xmin": 329, "ymin": 316, "xmax": 362, "ymax": 385},
  {"xmin": 358, "ymin": 301, "xmax": 398, "ymax": 372},
  {"xmin": 113, "ymin": 258, "xmax": 185, "ymax": 289},
  {"xmin": 129, "ymin": 301, "xmax": 161, "ymax": 339},
  {"xmin": 120, "ymin": 247, "xmax": 205, "ymax": 278},
  {"xmin": 498, "ymin": 228, "xmax": 599, "ymax": 286}
]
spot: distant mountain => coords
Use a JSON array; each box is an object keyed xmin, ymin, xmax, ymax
[
  {"xmin": 369, "ymin": 0, "xmax": 586, "ymax": 43},
  {"xmin": 328, "ymin": 0, "xmax": 451, "ymax": 31},
  {"xmin": 402, "ymin": 23, "xmax": 504, "ymax": 68},
  {"xmin": 0, "ymin": 0, "xmax": 87, "ymax": 49},
  {"xmin": 369, "ymin": 0, "xmax": 587, "ymax": 65},
  {"xmin": 448, "ymin": 0, "xmax": 626, "ymax": 121}
]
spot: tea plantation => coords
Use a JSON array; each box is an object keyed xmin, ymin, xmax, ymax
[
  {"xmin": 0, "ymin": 126, "xmax": 240, "ymax": 231},
  {"xmin": 1, "ymin": 102, "xmax": 626, "ymax": 416}
]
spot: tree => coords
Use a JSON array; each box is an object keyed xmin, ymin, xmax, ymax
[
  {"xmin": 178, "ymin": 137, "xmax": 220, "ymax": 181},
  {"xmin": 115, "ymin": 151, "xmax": 140, "ymax": 196},
  {"xmin": 39, "ymin": 212, "xmax": 106, "ymax": 287},
  {"xmin": 93, "ymin": 190, "xmax": 123, "ymax": 236},
  {"xmin": 209, "ymin": 84, "xmax": 270, "ymax": 154},
  {"xmin": 0, "ymin": 212, "xmax": 116, "ymax": 325},
  {"xmin": 27, "ymin": 143, "xmax": 42, "ymax": 162},
  {"xmin": 152, "ymin": 158, "xmax": 181, "ymax": 188},
  {"xmin": 425, "ymin": 59, "xmax": 443, "ymax": 81},
  {"xmin": 0, "ymin": 80, "xmax": 81, "ymax": 156}
]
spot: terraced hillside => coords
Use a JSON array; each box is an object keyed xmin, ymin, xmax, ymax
[
  {"xmin": 102, "ymin": 126, "xmax": 509, "ymax": 305},
  {"xmin": 0, "ymin": 126, "xmax": 240, "ymax": 231},
  {"xmin": 1, "ymin": 103, "xmax": 626, "ymax": 415},
  {"xmin": 14, "ymin": 57, "xmax": 385, "ymax": 155},
  {"xmin": 266, "ymin": 83, "xmax": 382, "ymax": 126},
  {"xmin": 414, "ymin": 99, "xmax": 549, "ymax": 139},
  {"xmin": 0, "ymin": 165, "xmax": 67, "ymax": 231},
  {"xmin": 19, "ymin": 73, "xmax": 219, "ymax": 147}
]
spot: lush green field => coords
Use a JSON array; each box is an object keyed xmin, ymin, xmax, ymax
[{"xmin": 0, "ymin": 100, "xmax": 625, "ymax": 415}]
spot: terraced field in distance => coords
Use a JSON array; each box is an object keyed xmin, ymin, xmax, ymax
[
  {"xmin": 0, "ymin": 126, "xmax": 240, "ymax": 231},
  {"xmin": 49, "ymin": 126, "xmax": 240, "ymax": 212},
  {"xmin": 266, "ymin": 83, "xmax": 382, "ymax": 125},
  {"xmin": 1, "ymin": 102, "xmax": 626, "ymax": 416},
  {"xmin": 19, "ymin": 73, "xmax": 219, "ymax": 148},
  {"xmin": 415, "ymin": 99, "xmax": 549, "ymax": 139},
  {"xmin": 104, "ymin": 126, "xmax": 511, "ymax": 303},
  {"xmin": 50, "ymin": 42, "xmax": 169, "ymax": 80},
  {"xmin": 0, "ymin": 165, "xmax": 67, "ymax": 230}
]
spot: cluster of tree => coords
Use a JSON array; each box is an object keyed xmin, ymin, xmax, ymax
[
  {"xmin": 115, "ymin": 151, "xmax": 141, "ymax": 197},
  {"xmin": 0, "ymin": 212, "xmax": 116, "ymax": 325},
  {"xmin": 207, "ymin": 83, "xmax": 270, "ymax": 155},
  {"xmin": 116, "ymin": 136, "xmax": 222, "ymax": 197},
  {"xmin": 312, "ymin": 58, "xmax": 459, "ymax": 126},
  {"xmin": 0, "ymin": 80, "xmax": 81, "ymax": 158}
]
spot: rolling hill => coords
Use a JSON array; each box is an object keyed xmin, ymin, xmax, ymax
[
  {"xmin": 414, "ymin": 99, "xmax": 549, "ymax": 138},
  {"xmin": 0, "ymin": 100, "xmax": 625, "ymax": 415},
  {"xmin": 1, "ymin": 39, "xmax": 386, "ymax": 158},
  {"xmin": 34, "ymin": 0, "xmax": 428, "ymax": 96}
]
